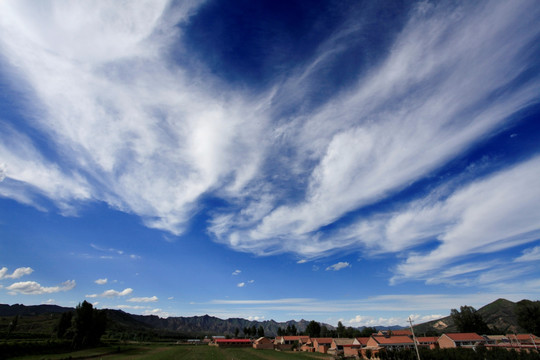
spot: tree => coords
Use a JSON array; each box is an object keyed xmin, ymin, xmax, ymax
[
  {"xmin": 72, "ymin": 301, "xmax": 107, "ymax": 348},
  {"xmin": 290, "ymin": 324, "xmax": 297, "ymax": 336},
  {"xmin": 257, "ymin": 325, "xmax": 265, "ymax": 338},
  {"xmin": 337, "ymin": 321, "xmax": 345, "ymax": 338},
  {"xmin": 7, "ymin": 315, "xmax": 18, "ymax": 338},
  {"xmin": 234, "ymin": 327, "xmax": 239, "ymax": 338},
  {"xmin": 305, "ymin": 320, "xmax": 321, "ymax": 337},
  {"xmin": 450, "ymin": 305, "xmax": 489, "ymax": 334},
  {"xmin": 516, "ymin": 299, "xmax": 540, "ymax": 334},
  {"xmin": 56, "ymin": 311, "xmax": 73, "ymax": 339}
]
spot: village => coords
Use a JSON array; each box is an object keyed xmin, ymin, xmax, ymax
[{"xmin": 205, "ymin": 330, "xmax": 540, "ymax": 358}]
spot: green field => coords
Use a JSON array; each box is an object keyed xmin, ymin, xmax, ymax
[{"xmin": 11, "ymin": 344, "xmax": 333, "ymax": 360}]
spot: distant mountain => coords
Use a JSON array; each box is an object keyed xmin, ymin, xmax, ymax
[
  {"xmin": 0, "ymin": 298, "xmax": 529, "ymax": 338},
  {"xmin": 0, "ymin": 303, "xmax": 72, "ymax": 316},
  {"xmin": 127, "ymin": 312, "xmax": 333, "ymax": 337},
  {"xmin": 413, "ymin": 298, "xmax": 525, "ymax": 335}
]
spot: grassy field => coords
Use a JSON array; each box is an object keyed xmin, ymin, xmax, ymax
[{"xmin": 11, "ymin": 344, "xmax": 334, "ymax": 360}]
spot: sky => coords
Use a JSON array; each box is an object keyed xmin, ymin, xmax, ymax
[{"xmin": 0, "ymin": 0, "xmax": 539, "ymax": 328}]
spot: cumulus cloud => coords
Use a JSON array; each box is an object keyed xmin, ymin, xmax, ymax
[
  {"xmin": 237, "ymin": 282, "xmax": 245, "ymax": 288},
  {"xmin": 0, "ymin": 267, "xmax": 33, "ymax": 280},
  {"xmin": 232, "ymin": 270, "xmax": 241, "ymax": 276},
  {"xmin": 326, "ymin": 262, "xmax": 351, "ymax": 271},
  {"xmin": 86, "ymin": 288, "xmax": 133, "ymax": 298},
  {"xmin": 128, "ymin": 296, "xmax": 158, "ymax": 303},
  {"xmin": 6, "ymin": 280, "xmax": 76, "ymax": 295},
  {"xmin": 94, "ymin": 278, "xmax": 108, "ymax": 285}
]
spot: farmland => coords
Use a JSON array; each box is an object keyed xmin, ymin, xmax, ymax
[{"xmin": 11, "ymin": 344, "xmax": 332, "ymax": 360}]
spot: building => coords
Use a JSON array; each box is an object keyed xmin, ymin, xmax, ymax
[
  {"xmin": 367, "ymin": 335, "xmax": 416, "ymax": 351},
  {"xmin": 312, "ymin": 337, "xmax": 333, "ymax": 353},
  {"xmin": 253, "ymin": 337, "xmax": 274, "ymax": 350},
  {"xmin": 213, "ymin": 339, "xmax": 253, "ymax": 348},
  {"xmin": 438, "ymin": 333, "xmax": 485, "ymax": 348},
  {"xmin": 330, "ymin": 338, "xmax": 355, "ymax": 355},
  {"xmin": 416, "ymin": 336, "xmax": 439, "ymax": 349}
]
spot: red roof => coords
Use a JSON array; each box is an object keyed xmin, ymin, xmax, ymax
[
  {"xmin": 355, "ymin": 337, "xmax": 370, "ymax": 345},
  {"xmin": 215, "ymin": 339, "xmax": 252, "ymax": 343},
  {"xmin": 283, "ymin": 336, "xmax": 309, "ymax": 341},
  {"xmin": 416, "ymin": 336, "xmax": 438, "ymax": 343},
  {"xmin": 444, "ymin": 333, "xmax": 484, "ymax": 341},
  {"xmin": 372, "ymin": 335, "xmax": 414, "ymax": 345}
]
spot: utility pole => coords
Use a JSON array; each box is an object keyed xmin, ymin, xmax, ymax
[{"xmin": 408, "ymin": 317, "xmax": 421, "ymax": 360}]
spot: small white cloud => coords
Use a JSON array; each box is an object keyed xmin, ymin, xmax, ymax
[
  {"xmin": 232, "ymin": 270, "xmax": 241, "ymax": 276},
  {"xmin": 143, "ymin": 308, "xmax": 169, "ymax": 318},
  {"xmin": 6, "ymin": 280, "xmax": 76, "ymax": 295},
  {"xmin": 86, "ymin": 288, "xmax": 133, "ymax": 298},
  {"xmin": 237, "ymin": 282, "xmax": 245, "ymax": 288},
  {"xmin": 95, "ymin": 278, "xmax": 108, "ymax": 285},
  {"xmin": 248, "ymin": 280, "xmax": 255, "ymax": 284},
  {"xmin": 128, "ymin": 296, "xmax": 158, "ymax": 303},
  {"xmin": 326, "ymin": 262, "xmax": 351, "ymax": 271},
  {"xmin": 514, "ymin": 246, "xmax": 540, "ymax": 262},
  {"xmin": 44, "ymin": 299, "xmax": 55, "ymax": 304},
  {"xmin": 168, "ymin": 296, "xmax": 174, "ymax": 300},
  {"xmin": 0, "ymin": 267, "xmax": 34, "ymax": 280},
  {"xmin": 117, "ymin": 304, "xmax": 147, "ymax": 310},
  {"xmin": 297, "ymin": 259, "xmax": 308, "ymax": 264}
]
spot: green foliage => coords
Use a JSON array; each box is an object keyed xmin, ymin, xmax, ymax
[
  {"xmin": 516, "ymin": 299, "xmax": 540, "ymax": 334},
  {"xmin": 56, "ymin": 311, "xmax": 73, "ymax": 339},
  {"xmin": 72, "ymin": 300, "xmax": 107, "ymax": 348},
  {"xmin": 257, "ymin": 325, "xmax": 265, "ymax": 338},
  {"xmin": 451, "ymin": 305, "xmax": 489, "ymax": 334},
  {"xmin": 305, "ymin": 320, "xmax": 321, "ymax": 337}
]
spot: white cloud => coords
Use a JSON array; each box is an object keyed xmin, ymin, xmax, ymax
[
  {"xmin": 237, "ymin": 282, "xmax": 245, "ymax": 288},
  {"xmin": 232, "ymin": 270, "xmax": 241, "ymax": 276},
  {"xmin": 208, "ymin": 0, "xmax": 540, "ymax": 259},
  {"xmin": 297, "ymin": 259, "xmax": 308, "ymax": 264},
  {"xmin": 86, "ymin": 288, "xmax": 133, "ymax": 298},
  {"xmin": 0, "ymin": 267, "xmax": 33, "ymax": 280},
  {"xmin": 116, "ymin": 304, "xmax": 147, "ymax": 310},
  {"xmin": 94, "ymin": 278, "xmax": 108, "ymax": 285},
  {"xmin": 128, "ymin": 296, "xmax": 158, "ymax": 303},
  {"xmin": 143, "ymin": 308, "xmax": 169, "ymax": 318},
  {"xmin": 514, "ymin": 246, "xmax": 540, "ymax": 262},
  {"xmin": 6, "ymin": 280, "xmax": 76, "ymax": 295},
  {"xmin": 326, "ymin": 262, "xmax": 351, "ymax": 271},
  {"xmin": 0, "ymin": 0, "xmax": 538, "ymax": 280}
]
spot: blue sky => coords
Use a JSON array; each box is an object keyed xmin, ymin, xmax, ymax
[{"xmin": 0, "ymin": 0, "xmax": 539, "ymax": 328}]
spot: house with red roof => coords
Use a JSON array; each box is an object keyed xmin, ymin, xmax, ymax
[
  {"xmin": 416, "ymin": 336, "xmax": 439, "ymax": 349},
  {"xmin": 213, "ymin": 339, "xmax": 253, "ymax": 347},
  {"xmin": 366, "ymin": 335, "xmax": 415, "ymax": 351},
  {"xmin": 438, "ymin": 333, "xmax": 485, "ymax": 348}
]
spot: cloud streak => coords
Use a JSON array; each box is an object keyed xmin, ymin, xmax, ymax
[{"xmin": 0, "ymin": 0, "xmax": 539, "ymax": 290}]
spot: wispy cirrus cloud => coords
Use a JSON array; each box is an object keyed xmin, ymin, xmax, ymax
[
  {"xmin": 0, "ymin": 0, "xmax": 539, "ymax": 291},
  {"xmin": 6, "ymin": 280, "xmax": 75, "ymax": 295},
  {"xmin": 514, "ymin": 246, "xmax": 540, "ymax": 262},
  {"xmin": 128, "ymin": 296, "xmax": 158, "ymax": 303}
]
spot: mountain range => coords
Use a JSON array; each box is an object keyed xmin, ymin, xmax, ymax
[{"xmin": 0, "ymin": 298, "xmax": 530, "ymax": 338}]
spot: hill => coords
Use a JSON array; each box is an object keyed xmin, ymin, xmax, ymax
[{"xmin": 413, "ymin": 298, "xmax": 524, "ymax": 335}]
